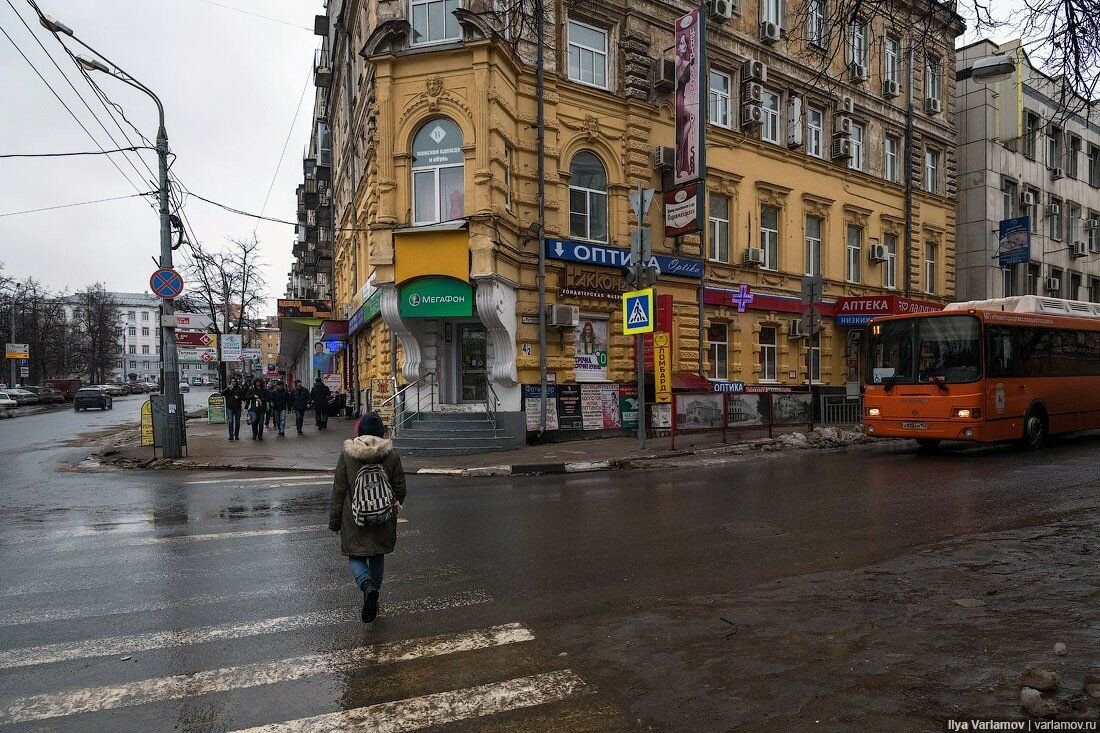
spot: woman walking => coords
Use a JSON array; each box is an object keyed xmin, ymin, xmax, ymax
[
  {"xmin": 246, "ymin": 377, "xmax": 270, "ymax": 441},
  {"xmin": 329, "ymin": 413, "xmax": 405, "ymax": 623}
]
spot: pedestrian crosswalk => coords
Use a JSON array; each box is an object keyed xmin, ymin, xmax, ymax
[{"xmin": 0, "ymin": 521, "xmax": 621, "ymax": 732}]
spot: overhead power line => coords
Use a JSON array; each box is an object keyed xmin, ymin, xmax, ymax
[
  {"xmin": 184, "ymin": 190, "xmax": 377, "ymax": 233},
  {"xmin": 254, "ymin": 65, "xmax": 314, "ymax": 235},
  {"xmin": 188, "ymin": 0, "xmax": 314, "ymax": 31},
  {"xmin": 0, "ymin": 146, "xmax": 157, "ymax": 158},
  {"xmin": 0, "ymin": 192, "xmax": 154, "ymax": 218}
]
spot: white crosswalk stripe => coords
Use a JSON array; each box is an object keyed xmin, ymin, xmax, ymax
[
  {"xmin": 230, "ymin": 670, "xmax": 590, "ymax": 733},
  {"xmin": 0, "ymin": 623, "xmax": 536, "ymax": 725},
  {"xmin": 0, "ymin": 590, "xmax": 492, "ymax": 670}
]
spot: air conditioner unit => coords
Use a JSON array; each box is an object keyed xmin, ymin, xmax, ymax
[
  {"xmin": 869, "ymin": 243, "xmax": 888, "ymax": 262},
  {"xmin": 741, "ymin": 81, "xmax": 763, "ymax": 104},
  {"xmin": 709, "ymin": 0, "xmax": 736, "ymax": 21},
  {"xmin": 1050, "ymin": 167, "xmax": 1064, "ymax": 181},
  {"xmin": 848, "ymin": 62, "xmax": 868, "ymax": 82},
  {"xmin": 744, "ymin": 247, "xmax": 765, "ymax": 266},
  {"xmin": 836, "ymin": 94, "xmax": 854, "ymax": 114},
  {"xmin": 740, "ymin": 104, "xmax": 764, "ymax": 127},
  {"xmin": 883, "ymin": 79, "xmax": 900, "ymax": 98},
  {"xmin": 1045, "ymin": 203, "xmax": 1061, "ymax": 217},
  {"xmin": 1020, "ymin": 191, "xmax": 1036, "ymax": 207},
  {"xmin": 652, "ymin": 58, "xmax": 675, "ymax": 93},
  {"xmin": 1046, "ymin": 277, "xmax": 1061, "ymax": 292},
  {"xmin": 1073, "ymin": 241, "xmax": 1087, "ymax": 258},
  {"xmin": 546, "ymin": 304, "xmax": 580, "ymax": 328},
  {"xmin": 831, "ymin": 137, "xmax": 853, "ymax": 161},
  {"xmin": 788, "ymin": 319, "xmax": 806, "ymax": 338},
  {"xmin": 925, "ymin": 97, "xmax": 943, "ymax": 115},
  {"xmin": 759, "ymin": 20, "xmax": 781, "ymax": 44},
  {"xmin": 741, "ymin": 59, "xmax": 767, "ymax": 83},
  {"xmin": 654, "ymin": 145, "xmax": 676, "ymax": 169},
  {"xmin": 833, "ymin": 114, "xmax": 852, "ymax": 136}
]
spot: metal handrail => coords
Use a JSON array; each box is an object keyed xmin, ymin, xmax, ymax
[
  {"xmin": 483, "ymin": 376, "xmax": 500, "ymax": 432},
  {"xmin": 380, "ymin": 371, "xmax": 435, "ymax": 436}
]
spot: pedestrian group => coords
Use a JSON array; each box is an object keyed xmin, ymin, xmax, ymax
[{"xmin": 220, "ymin": 376, "xmax": 332, "ymax": 440}]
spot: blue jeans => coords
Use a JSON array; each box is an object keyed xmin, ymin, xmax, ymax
[
  {"xmin": 249, "ymin": 410, "xmax": 265, "ymax": 439},
  {"xmin": 226, "ymin": 408, "xmax": 241, "ymax": 438},
  {"xmin": 274, "ymin": 409, "xmax": 287, "ymax": 432},
  {"xmin": 349, "ymin": 555, "xmax": 384, "ymax": 592},
  {"xmin": 294, "ymin": 408, "xmax": 305, "ymax": 432}
]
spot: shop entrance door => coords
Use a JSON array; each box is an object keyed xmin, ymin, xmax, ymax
[{"xmin": 457, "ymin": 324, "xmax": 487, "ymax": 402}]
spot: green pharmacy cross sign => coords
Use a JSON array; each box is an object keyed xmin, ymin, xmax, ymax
[{"xmin": 399, "ymin": 277, "xmax": 473, "ymax": 318}]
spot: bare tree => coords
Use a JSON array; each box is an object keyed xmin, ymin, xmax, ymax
[
  {"xmin": 70, "ymin": 284, "xmax": 120, "ymax": 384},
  {"xmin": 0, "ymin": 272, "xmax": 74, "ymax": 384}
]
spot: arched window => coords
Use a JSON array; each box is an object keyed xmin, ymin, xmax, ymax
[
  {"xmin": 569, "ymin": 151, "xmax": 607, "ymax": 242},
  {"xmin": 411, "ymin": 119, "xmax": 464, "ymax": 225}
]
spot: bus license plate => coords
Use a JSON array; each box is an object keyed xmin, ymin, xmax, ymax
[{"xmin": 902, "ymin": 421, "xmax": 927, "ymax": 430}]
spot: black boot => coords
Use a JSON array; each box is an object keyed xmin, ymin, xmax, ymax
[{"xmin": 362, "ymin": 587, "xmax": 379, "ymax": 623}]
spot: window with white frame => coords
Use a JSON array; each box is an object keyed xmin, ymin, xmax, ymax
[
  {"xmin": 924, "ymin": 148, "xmax": 940, "ymax": 194},
  {"xmin": 568, "ymin": 151, "xmax": 608, "ymax": 242},
  {"xmin": 141, "ymin": 311, "xmax": 149, "ymax": 321},
  {"xmin": 1003, "ymin": 265, "xmax": 1017, "ymax": 296},
  {"xmin": 761, "ymin": 90, "xmax": 781, "ymax": 144},
  {"xmin": 883, "ymin": 232, "xmax": 897, "ymax": 289},
  {"xmin": 1068, "ymin": 136, "xmax": 1081, "ymax": 178},
  {"xmin": 141, "ymin": 327, "xmax": 149, "ymax": 336},
  {"xmin": 141, "ymin": 345, "xmax": 150, "ymax": 355},
  {"xmin": 1049, "ymin": 196, "xmax": 1063, "ymax": 240},
  {"xmin": 1089, "ymin": 276, "xmax": 1100, "ymax": 303},
  {"xmin": 884, "ymin": 136, "xmax": 899, "ymax": 182},
  {"xmin": 760, "ymin": 205, "xmax": 780, "ymax": 270},
  {"xmin": 411, "ymin": 118, "xmax": 465, "ymax": 225},
  {"xmin": 128, "ymin": 327, "xmax": 136, "ymax": 337},
  {"xmin": 708, "ymin": 195, "xmax": 730, "ymax": 263},
  {"xmin": 849, "ymin": 19, "xmax": 868, "ymax": 66},
  {"xmin": 709, "ymin": 70, "xmax": 732, "ymax": 128},
  {"xmin": 128, "ymin": 345, "xmax": 136, "ymax": 355},
  {"xmin": 1090, "ymin": 211, "xmax": 1100, "ymax": 253},
  {"xmin": 127, "ymin": 311, "xmax": 135, "ymax": 320},
  {"xmin": 708, "ymin": 322, "xmax": 728, "ymax": 380},
  {"xmin": 806, "ymin": 106, "xmax": 824, "ymax": 158},
  {"xmin": 1002, "ymin": 178, "xmax": 1017, "ymax": 220},
  {"xmin": 1049, "ymin": 266, "xmax": 1063, "ymax": 297},
  {"xmin": 1024, "ymin": 111, "xmax": 1040, "ymax": 159},
  {"xmin": 130, "ymin": 360, "xmax": 136, "ymax": 369},
  {"xmin": 846, "ymin": 224, "xmax": 862, "ymax": 283},
  {"xmin": 807, "ymin": 346, "xmax": 821, "ymax": 382},
  {"xmin": 759, "ymin": 326, "xmax": 777, "ymax": 381},
  {"xmin": 884, "ymin": 36, "xmax": 900, "ymax": 84},
  {"xmin": 762, "ymin": 0, "xmax": 782, "ymax": 27},
  {"xmin": 807, "ymin": 0, "xmax": 825, "ymax": 47},
  {"xmin": 567, "ymin": 20, "xmax": 608, "ymax": 89},
  {"xmin": 410, "ymin": 0, "xmax": 461, "ymax": 46},
  {"xmin": 925, "ymin": 54, "xmax": 941, "ymax": 103},
  {"xmin": 849, "ymin": 122, "xmax": 864, "ymax": 171},
  {"xmin": 1047, "ymin": 125, "xmax": 1062, "ymax": 170},
  {"xmin": 805, "ymin": 216, "xmax": 822, "ymax": 276},
  {"xmin": 1028, "ymin": 263, "xmax": 1040, "ymax": 295},
  {"xmin": 1068, "ymin": 202, "xmax": 1081, "ymax": 244},
  {"xmin": 924, "ymin": 243, "xmax": 937, "ymax": 294},
  {"xmin": 1026, "ymin": 187, "xmax": 1040, "ymax": 233}
]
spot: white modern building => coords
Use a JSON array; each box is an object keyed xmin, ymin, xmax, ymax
[
  {"xmin": 113, "ymin": 292, "xmax": 163, "ymax": 383},
  {"xmin": 956, "ymin": 39, "xmax": 1100, "ymax": 301}
]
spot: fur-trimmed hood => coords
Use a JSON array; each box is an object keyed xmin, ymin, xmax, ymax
[{"xmin": 342, "ymin": 434, "xmax": 394, "ymax": 462}]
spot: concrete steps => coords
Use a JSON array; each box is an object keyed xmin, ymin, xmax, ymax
[{"xmin": 394, "ymin": 411, "xmax": 516, "ymax": 456}]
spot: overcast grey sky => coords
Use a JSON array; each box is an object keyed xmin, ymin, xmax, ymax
[{"xmin": 0, "ymin": 0, "xmax": 323, "ymax": 315}]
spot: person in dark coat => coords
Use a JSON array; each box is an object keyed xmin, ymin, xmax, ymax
[
  {"xmin": 269, "ymin": 380, "xmax": 291, "ymax": 437},
  {"xmin": 221, "ymin": 378, "xmax": 244, "ymax": 440},
  {"xmin": 245, "ymin": 377, "xmax": 270, "ymax": 441},
  {"xmin": 290, "ymin": 379, "xmax": 310, "ymax": 435},
  {"xmin": 329, "ymin": 413, "xmax": 406, "ymax": 623},
  {"xmin": 310, "ymin": 377, "xmax": 331, "ymax": 430}
]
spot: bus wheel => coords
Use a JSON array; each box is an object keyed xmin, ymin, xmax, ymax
[
  {"xmin": 1018, "ymin": 409, "xmax": 1047, "ymax": 451},
  {"xmin": 916, "ymin": 439, "xmax": 941, "ymax": 451}
]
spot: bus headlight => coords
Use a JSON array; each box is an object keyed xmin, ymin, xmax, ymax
[
  {"xmin": 867, "ymin": 407, "xmax": 881, "ymax": 417},
  {"xmin": 954, "ymin": 408, "xmax": 981, "ymax": 419}
]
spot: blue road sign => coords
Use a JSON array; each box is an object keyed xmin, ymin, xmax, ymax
[
  {"xmin": 546, "ymin": 238, "xmax": 704, "ymax": 279},
  {"xmin": 623, "ymin": 288, "xmax": 655, "ymax": 335},
  {"xmin": 150, "ymin": 268, "xmax": 184, "ymax": 299}
]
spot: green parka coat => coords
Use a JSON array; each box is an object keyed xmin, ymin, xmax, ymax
[{"xmin": 329, "ymin": 435, "xmax": 407, "ymax": 556}]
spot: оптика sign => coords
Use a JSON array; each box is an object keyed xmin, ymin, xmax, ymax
[{"xmin": 399, "ymin": 276, "xmax": 473, "ymax": 318}]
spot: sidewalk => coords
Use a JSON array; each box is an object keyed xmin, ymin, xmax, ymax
[{"xmin": 97, "ymin": 411, "xmax": 872, "ymax": 475}]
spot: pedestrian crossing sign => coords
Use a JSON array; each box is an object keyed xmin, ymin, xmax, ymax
[{"xmin": 623, "ymin": 288, "xmax": 655, "ymax": 335}]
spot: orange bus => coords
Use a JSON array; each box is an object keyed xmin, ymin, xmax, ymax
[{"xmin": 863, "ymin": 296, "xmax": 1100, "ymax": 450}]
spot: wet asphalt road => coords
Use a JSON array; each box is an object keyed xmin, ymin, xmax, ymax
[{"xmin": 1, "ymin": 399, "xmax": 1100, "ymax": 731}]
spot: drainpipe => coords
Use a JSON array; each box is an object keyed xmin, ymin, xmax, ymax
[
  {"xmin": 535, "ymin": 0, "xmax": 548, "ymax": 432},
  {"xmin": 904, "ymin": 40, "xmax": 915, "ymax": 298}
]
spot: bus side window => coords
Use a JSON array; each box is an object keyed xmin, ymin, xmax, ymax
[{"xmin": 987, "ymin": 327, "xmax": 1015, "ymax": 377}]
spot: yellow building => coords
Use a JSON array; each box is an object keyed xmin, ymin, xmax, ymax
[{"xmin": 306, "ymin": 0, "xmax": 963, "ymax": 442}]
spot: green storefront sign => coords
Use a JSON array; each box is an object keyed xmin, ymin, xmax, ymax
[{"xmin": 399, "ymin": 277, "xmax": 473, "ymax": 318}]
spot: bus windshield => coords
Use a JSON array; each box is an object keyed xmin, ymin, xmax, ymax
[{"xmin": 869, "ymin": 315, "xmax": 982, "ymax": 385}]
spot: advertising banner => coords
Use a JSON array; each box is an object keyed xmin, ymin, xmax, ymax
[
  {"xmin": 177, "ymin": 346, "xmax": 217, "ymax": 363},
  {"xmin": 654, "ymin": 332, "xmax": 672, "ymax": 403},
  {"xmin": 834, "ymin": 295, "xmax": 942, "ymax": 326},
  {"xmin": 556, "ymin": 384, "xmax": 583, "ymax": 430},
  {"xmin": 727, "ymin": 393, "xmax": 769, "ymax": 427},
  {"xmin": 675, "ymin": 392, "xmax": 724, "ymax": 429},
  {"xmin": 399, "ymin": 277, "xmax": 473, "ymax": 318},
  {"xmin": 370, "ymin": 378, "xmax": 394, "ymax": 425},
  {"xmin": 221, "ymin": 334, "xmax": 243, "ymax": 363},
  {"xmin": 674, "ymin": 8, "xmax": 706, "ymax": 186},
  {"xmin": 774, "ymin": 393, "xmax": 813, "ymax": 424},
  {"xmin": 619, "ymin": 385, "xmax": 639, "ymax": 429},
  {"xmin": 175, "ymin": 332, "xmax": 216, "ymax": 347},
  {"xmin": 140, "ymin": 400, "xmax": 154, "ymax": 447},
  {"xmin": 599, "ymin": 384, "xmax": 622, "ymax": 429},
  {"xmin": 580, "ymin": 385, "xmax": 604, "ymax": 430},
  {"xmin": 574, "ymin": 317, "xmax": 609, "ymax": 382},
  {"xmin": 523, "ymin": 384, "xmax": 559, "ymax": 431},
  {"xmin": 277, "ymin": 299, "xmax": 334, "ymax": 319},
  {"xmin": 998, "ymin": 216, "xmax": 1031, "ymax": 267},
  {"xmin": 207, "ymin": 394, "xmax": 226, "ymax": 424},
  {"xmin": 664, "ymin": 182, "xmax": 705, "ymax": 237},
  {"xmin": 546, "ymin": 238, "xmax": 704, "ymax": 279}
]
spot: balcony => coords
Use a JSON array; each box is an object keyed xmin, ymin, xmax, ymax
[{"xmin": 314, "ymin": 48, "xmax": 331, "ymax": 88}]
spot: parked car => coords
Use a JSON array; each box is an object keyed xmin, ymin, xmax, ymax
[
  {"xmin": 6, "ymin": 389, "xmax": 39, "ymax": 406},
  {"xmin": 0, "ymin": 391, "xmax": 18, "ymax": 415},
  {"xmin": 142, "ymin": 382, "xmax": 160, "ymax": 393},
  {"xmin": 178, "ymin": 382, "xmax": 190, "ymax": 393},
  {"xmin": 125, "ymin": 382, "xmax": 144, "ymax": 394},
  {"xmin": 74, "ymin": 387, "xmax": 112, "ymax": 411},
  {"xmin": 102, "ymin": 383, "xmax": 127, "ymax": 396},
  {"xmin": 22, "ymin": 386, "xmax": 64, "ymax": 403},
  {"xmin": 44, "ymin": 378, "xmax": 84, "ymax": 401}
]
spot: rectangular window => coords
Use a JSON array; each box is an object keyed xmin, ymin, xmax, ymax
[
  {"xmin": 142, "ymin": 361, "xmax": 150, "ymax": 370},
  {"xmin": 128, "ymin": 345, "xmax": 136, "ymax": 355},
  {"xmin": 808, "ymin": 346, "xmax": 821, "ymax": 383},
  {"xmin": 1068, "ymin": 203, "xmax": 1081, "ymax": 244},
  {"xmin": 1089, "ymin": 277, "xmax": 1100, "ymax": 303},
  {"xmin": 884, "ymin": 36, "xmax": 900, "ymax": 83},
  {"xmin": 141, "ymin": 345, "xmax": 150, "ymax": 355},
  {"xmin": 1050, "ymin": 267, "xmax": 1063, "ymax": 297},
  {"xmin": 708, "ymin": 323, "xmax": 729, "ymax": 380},
  {"xmin": 1024, "ymin": 112, "xmax": 1040, "ymax": 159},
  {"xmin": 805, "ymin": 216, "xmax": 822, "ymax": 276},
  {"xmin": 1027, "ymin": 188, "xmax": 1040, "ymax": 233},
  {"xmin": 1002, "ymin": 178, "xmax": 1018, "ymax": 220},
  {"xmin": 846, "ymin": 225, "xmax": 862, "ymax": 283},
  {"xmin": 410, "ymin": 0, "xmax": 461, "ymax": 46},
  {"xmin": 849, "ymin": 20, "xmax": 867, "ymax": 66},
  {"xmin": 849, "ymin": 122, "xmax": 864, "ymax": 171},
  {"xmin": 708, "ymin": 195, "xmax": 730, "ymax": 263},
  {"xmin": 1089, "ymin": 145, "xmax": 1100, "ymax": 187},
  {"xmin": 924, "ymin": 148, "xmax": 940, "ymax": 194},
  {"xmin": 709, "ymin": 70, "xmax": 731, "ymax": 128},
  {"xmin": 763, "ymin": 0, "xmax": 782, "ymax": 26},
  {"xmin": 925, "ymin": 54, "xmax": 941, "ymax": 102},
  {"xmin": 807, "ymin": 0, "xmax": 825, "ymax": 47},
  {"xmin": 1070, "ymin": 272, "xmax": 1083, "ymax": 301},
  {"xmin": 806, "ymin": 107, "xmax": 824, "ymax": 158},
  {"xmin": 1003, "ymin": 265, "xmax": 1018, "ymax": 296},
  {"xmin": 141, "ymin": 312, "xmax": 149, "ymax": 321},
  {"xmin": 1049, "ymin": 197, "xmax": 1063, "ymax": 241},
  {"xmin": 128, "ymin": 327, "xmax": 136, "ymax": 337},
  {"xmin": 1089, "ymin": 212, "xmax": 1100, "ymax": 253},
  {"xmin": 130, "ymin": 360, "xmax": 136, "ymax": 369},
  {"xmin": 141, "ymin": 327, "xmax": 149, "ymax": 337},
  {"xmin": 761, "ymin": 90, "xmax": 781, "ymax": 144},
  {"xmin": 1047, "ymin": 126, "xmax": 1062, "ymax": 170},
  {"xmin": 760, "ymin": 205, "xmax": 779, "ymax": 270},
  {"xmin": 1068, "ymin": 136, "xmax": 1081, "ymax": 178},
  {"xmin": 884, "ymin": 136, "xmax": 899, "ymax": 182},
  {"xmin": 759, "ymin": 326, "xmax": 777, "ymax": 381},
  {"xmin": 883, "ymin": 233, "xmax": 897, "ymax": 290},
  {"xmin": 924, "ymin": 243, "xmax": 937, "ymax": 294},
  {"xmin": 567, "ymin": 20, "xmax": 609, "ymax": 89},
  {"xmin": 128, "ymin": 311, "xmax": 136, "ymax": 320},
  {"xmin": 1028, "ymin": 263, "xmax": 1040, "ymax": 295}
]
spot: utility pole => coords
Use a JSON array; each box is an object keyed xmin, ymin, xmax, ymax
[
  {"xmin": 8, "ymin": 283, "xmax": 20, "ymax": 388},
  {"xmin": 627, "ymin": 183, "xmax": 656, "ymax": 450},
  {"xmin": 535, "ymin": 0, "xmax": 548, "ymax": 433}
]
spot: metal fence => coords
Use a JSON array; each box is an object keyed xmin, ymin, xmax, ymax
[{"xmin": 819, "ymin": 394, "xmax": 863, "ymax": 425}]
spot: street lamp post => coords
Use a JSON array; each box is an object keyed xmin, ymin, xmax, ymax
[
  {"xmin": 39, "ymin": 14, "xmax": 183, "ymax": 457},
  {"xmin": 9, "ymin": 283, "xmax": 22, "ymax": 388}
]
